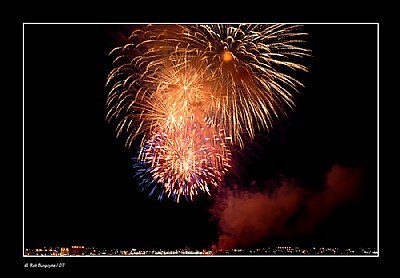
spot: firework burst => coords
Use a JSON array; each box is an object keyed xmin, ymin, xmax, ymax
[
  {"xmin": 106, "ymin": 42, "xmax": 214, "ymax": 148},
  {"xmin": 181, "ymin": 24, "xmax": 311, "ymax": 147},
  {"xmin": 106, "ymin": 24, "xmax": 310, "ymax": 201},
  {"xmin": 136, "ymin": 115, "xmax": 231, "ymax": 202}
]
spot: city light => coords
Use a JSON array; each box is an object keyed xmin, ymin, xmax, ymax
[{"xmin": 24, "ymin": 246, "xmax": 378, "ymax": 256}]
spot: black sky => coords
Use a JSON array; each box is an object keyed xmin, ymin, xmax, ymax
[{"xmin": 23, "ymin": 23, "xmax": 378, "ymax": 250}]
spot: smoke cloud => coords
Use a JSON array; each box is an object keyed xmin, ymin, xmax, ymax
[
  {"xmin": 212, "ymin": 164, "xmax": 365, "ymax": 250},
  {"xmin": 294, "ymin": 164, "xmax": 364, "ymax": 236}
]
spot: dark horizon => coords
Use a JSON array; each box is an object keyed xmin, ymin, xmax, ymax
[{"xmin": 23, "ymin": 23, "xmax": 378, "ymax": 253}]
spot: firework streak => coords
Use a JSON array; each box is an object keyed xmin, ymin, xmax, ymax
[{"xmin": 106, "ymin": 24, "xmax": 310, "ymax": 201}]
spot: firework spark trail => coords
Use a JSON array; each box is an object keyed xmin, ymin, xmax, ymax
[{"xmin": 106, "ymin": 24, "xmax": 310, "ymax": 201}]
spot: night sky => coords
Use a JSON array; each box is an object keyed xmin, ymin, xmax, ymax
[{"xmin": 23, "ymin": 23, "xmax": 378, "ymax": 251}]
